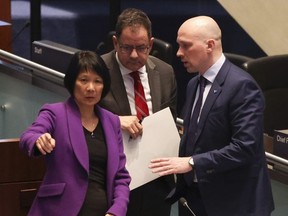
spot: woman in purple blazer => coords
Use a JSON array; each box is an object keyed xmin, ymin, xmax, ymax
[{"xmin": 20, "ymin": 51, "xmax": 131, "ymax": 216}]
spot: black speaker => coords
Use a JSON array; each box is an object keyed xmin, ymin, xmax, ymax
[{"xmin": 31, "ymin": 40, "xmax": 79, "ymax": 74}]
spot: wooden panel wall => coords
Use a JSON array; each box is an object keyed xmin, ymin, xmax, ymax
[
  {"xmin": 0, "ymin": 138, "xmax": 45, "ymax": 216},
  {"xmin": 0, "ymin": 0, "xmax": 12, "ymax": 52}
]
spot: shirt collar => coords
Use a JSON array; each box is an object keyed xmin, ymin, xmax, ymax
[{"xmin": 202, "ymin": 53, "xmax": 226, "ymax": 83}]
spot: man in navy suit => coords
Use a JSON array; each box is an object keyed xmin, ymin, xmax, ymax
[{"xmin": 149, "ymin": 16, "xmax": 274, "ymax": 216}]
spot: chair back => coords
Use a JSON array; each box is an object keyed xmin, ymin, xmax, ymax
[
  {"xmin": 243, "ymin": 54, "xmax": 288, "ymax": 136},
  {"xmin": 150, "ymin": 38, "xmax": 173, "ymax": 64},
  {"xmin": 224, "ymin": 52, "xmax": 253, "ymax": 69}
]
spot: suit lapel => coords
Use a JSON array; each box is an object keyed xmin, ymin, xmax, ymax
[
  {"xmin": 198, "ymin": 81, "xmax": 222, "ymax": 132},
  {"xmin": 183, "ymin": 78, "xmax": 198, "ymax": 129},
  {"xmin": 97, "ymin": 107, "xmax": 119, "ymax": 199},
  {"xmin": 65, "ymin": 98, "xmax": 89, "ymax": 172},
  {"xmin": 194, "ymin": 61, "xmax": 230, "ymax": 147},
  {"xmin": 146, "ymin": 58, "xmax": 161, "ymax": 113},
  {"xmin": 107, "ymin": 52, "xmax": 131, "ymax": 115},
  {"xmin": 179, "ymin": 78, "xmax": 198, "ymax": 157}
]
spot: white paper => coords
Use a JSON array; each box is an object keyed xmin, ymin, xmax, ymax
[{"xmin": 122, "ymin": 107, "xmax": 180, "ymax": 190}]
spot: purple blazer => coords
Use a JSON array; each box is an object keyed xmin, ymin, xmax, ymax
[{"xmin": 20, "ymin": 97, "xmax": 131, "ymax": 216}]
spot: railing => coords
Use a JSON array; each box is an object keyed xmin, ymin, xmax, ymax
[
  {"xmin": 0, "ymin": 49, "xmax": 68, "ymax": 138},
  {"xmin": 0, "ymin": 49, "xmax": 64, "ymax": 85}
]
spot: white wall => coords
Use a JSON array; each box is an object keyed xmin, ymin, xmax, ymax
[{"xmin": 218, "ymin": 0, "xmax": 288, "ymax": 55}]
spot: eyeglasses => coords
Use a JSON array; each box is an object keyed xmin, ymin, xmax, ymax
[{"xmin": 119, "ymin": 44, "xmax": 150, "ymax": 55}]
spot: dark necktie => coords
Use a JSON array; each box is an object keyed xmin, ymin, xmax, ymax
[
  {"xmin": 130, "ymin": 71, "xmax": 149, "ymax": 120},
  {"xmin": 188, "ymin": 76, "xmax": 207, "ymax": 144},
  {"xmin": 184, "ymin": 76, "xmax": 207, "ymax": 185}
]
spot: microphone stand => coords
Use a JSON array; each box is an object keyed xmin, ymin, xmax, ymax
[{"xmin": 179, "ymin": 197, "xmax": 196, "ymax": 216}]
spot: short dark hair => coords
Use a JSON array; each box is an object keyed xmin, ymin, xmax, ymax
[
  {"xmin": 115, "ymin": 8, "xmax": 152, "ymax": 39},
  {"xmin": 64, "ymin": 50, "xmax": 111, "ymax": 99}
]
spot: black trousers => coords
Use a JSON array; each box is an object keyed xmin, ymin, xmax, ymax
[
  {"xmin": 178, "ymin": 183, "xmax": 208, "ymax": 216},
  {"xmin": 126, "ymin": 176, "xmax": 174, "ymax": 216}
]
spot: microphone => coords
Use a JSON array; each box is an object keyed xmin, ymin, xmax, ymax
[{"xmin": 179, "ymin": 197, "xmax": 196, "ymax": 216}]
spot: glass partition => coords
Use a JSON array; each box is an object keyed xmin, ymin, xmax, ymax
[
  {"xmin": 0, "ymin": 50, "xmax": 68, "ymax": 139},
  {"xmin": 0, "ymin": 71, "xmax": 66, "ymax": 138}
]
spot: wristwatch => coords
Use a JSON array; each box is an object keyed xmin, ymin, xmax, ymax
[{"xmin": 188, "ymin": 157, "xmax": 194, "ymax": 167}]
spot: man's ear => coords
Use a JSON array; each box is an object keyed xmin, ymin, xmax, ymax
[
  {"xmin": 206, "ymin": 39, "xmax": 215, "ymax": 52},
  {"xmin": 148, "ymin": 37, "xmax": 154, "ymax": 52},
  {"xmin": 112, "ymin": 35, "xmax": 118, "ymax": 49}
]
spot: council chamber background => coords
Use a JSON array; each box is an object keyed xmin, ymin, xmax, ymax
[
  {"xmin": 1, "ymin": 0, "xmax": 288, "ymax": 215},
  {"xmin": 8, "ymin": 0, "xmax": 268, "ymax": 115}
]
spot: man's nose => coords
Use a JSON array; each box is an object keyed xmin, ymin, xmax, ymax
[{"xmin": 130, "ymin": 48, "xmax": 139, "ymax": 57}]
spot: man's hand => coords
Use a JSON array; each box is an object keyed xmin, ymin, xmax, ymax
[
  {"xmin": 149, "ymin": 157, "xmax": 192, "ymax": 176},
  {"xmin": 119, "ymin": 115, "xmax": 143, "ymax": 139}
]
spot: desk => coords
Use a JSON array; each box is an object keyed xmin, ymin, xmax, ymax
[
  {"xmin": 0, "ymin": 0, "xmax": 12, "ymax": 52},
  {"xmin": 0, "ymin": 139, "xmax": 45, "ymax": 216},
  {"xmin": 0, "ymin": 20, "xmax": 12, "ymax": 51},
  {"xmin": 264, "ymin": 135, "xmax": 288, "ymax": 185}
]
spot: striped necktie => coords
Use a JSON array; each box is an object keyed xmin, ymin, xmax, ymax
[{"xmin": 130, "ymin": 71, "xmax": 149, "ymax": 120}]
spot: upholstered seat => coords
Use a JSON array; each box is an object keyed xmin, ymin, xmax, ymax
[
  {"xmin": 224, "ymin": 52, "xmax": 253, "ymax": 69},
  {"xmin": 243, "ymin": 54, "xmax": 288, "ymax": 136}
]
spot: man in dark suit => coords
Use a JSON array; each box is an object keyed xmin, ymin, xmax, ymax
[
  {"xmin": 100, "ymin": 8, "xmax": 177, "ymax": 216},
  {"xmin": 149, "ymin": 16, "xmax": 274, "ymax": 216}
]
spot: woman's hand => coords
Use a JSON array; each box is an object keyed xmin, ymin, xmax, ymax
[{"xmin": 35, "ymin": 133, "xmax": 56, "ymax": 155}]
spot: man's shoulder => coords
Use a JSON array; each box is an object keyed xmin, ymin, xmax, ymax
[
  {"xmin": 147, "ymin": 55, "xmax": 173, "ymax": 72},
  {"xmin": 148, "ymin": 55, "xmax": 170, "ymax": 66},
  {"xmin": 101, "ymin": 51, "xmax": 118, "ymax": 65}
]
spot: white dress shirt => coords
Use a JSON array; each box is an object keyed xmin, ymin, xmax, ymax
[{"xmin": 115, "ymin": 53, "xmax": 152, "ymax": 116}]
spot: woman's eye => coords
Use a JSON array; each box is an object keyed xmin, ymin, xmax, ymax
[{"xmin": 95, "ymin": 79, "xmax": 103, "ymax": 84}]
